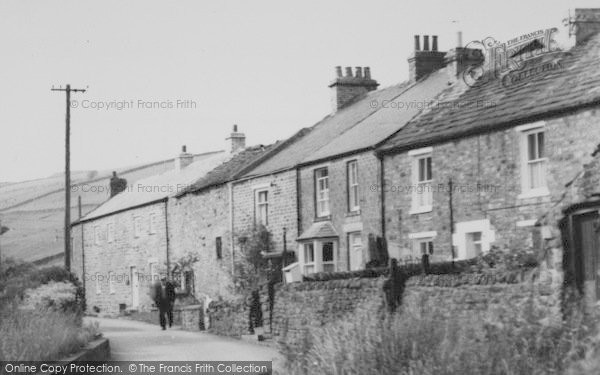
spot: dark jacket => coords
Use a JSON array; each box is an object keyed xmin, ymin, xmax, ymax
[{"xmin": 153, "ymin": 281, "xmax": 176, "ymax": 308}]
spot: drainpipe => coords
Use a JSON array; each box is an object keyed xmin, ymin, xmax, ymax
[
  {"xmin": 229, "ymin": 182, "xmax": 235, "ymax": 277},
  {"xmin": 379, "ymin": 154, "xmax": 386, "ymax": 240},
  {"xmin": 448, "ymin": 178, "xmax": 455, "ymax": 264},
  {"xmin": 295, "ymin": 167, "xmax": 302, "ymax": 237},
  {"xmin": 164, "ymin": 200, "xmax": 171, "ymax": 277}
]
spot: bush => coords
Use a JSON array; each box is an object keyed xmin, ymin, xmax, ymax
[
  {"xmin": 286, "ymin": 299, "xmax": 591, "ymax": 375},
  {"xmin": 21, "ymin": 281, "xmax": 80, "ymax": 314},
  {"xmin": 0, "ymin": 258, "xmax": 85, "ymax": 312}
]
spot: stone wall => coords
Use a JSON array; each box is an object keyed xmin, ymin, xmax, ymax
[
  {"xmin": 168, "ymin": 184, "xmax": 236, "ymax": 303},
  {"xmin": 82, "ymin": 202, "xmax": 168, "ymax": 315},
  {"xmin": 297, "ymin": 152, "xmax": 383, "ymax": 271},
  {"xmin": 383, "ymin": 107, "xmax": 600, "ymax": 262},
  {"xmin": 180, "ymin": 304, "xmax": 204, "ymax": 331},
  {"xmin": 402, "ymin": 269, "xmax": 562, "ymax": 325},
  {"xmin": 272, "ymin": 277, "xmax": 387, "ymax": 352},
  {"xmin": 206, "ymin": 299, "xmax": 249, "ymax": 337}
]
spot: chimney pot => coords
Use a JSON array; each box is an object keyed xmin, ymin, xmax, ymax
[
  {"xmin": 112, "ymin": 171, "xmax": 116, "ymax": 177},
  {"xmin": 364, "ymin": 67, "xmax": 371, "ymax": 79},
  {"xmin": 423, "ymin": 35, "xmax": 430, "ymax": 51},
  {"xmin": 182, "ymin": 145, "xmax": 187, "ymax": 153},
  {"xmin": 355, "ymin": 67, "xmax": 363, "ymax": 78},
  {"xmin": 414, "ymin": 35, "xmax": 420, "ymax": 51},
  {"xmin": 233, "ymin": 124, "xmax": 238, "ymax": 132},
  {"xmin": 345, "ymin": 67, "xmax": 353, "ymax": 77},
  {"xmin": 457, "ymin": 31, "xmax": 463, "ymax": 48},
  {"xmin": 335, "ymin": 66, "xmax": 343, "ymax": 77},
  {"xmin": 432, "ymin": 35, "xmax": 438, "ymax": 51}
]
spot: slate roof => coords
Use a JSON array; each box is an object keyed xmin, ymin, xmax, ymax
[
  {"xmin": 379, "ymin": 33, "xmax": 600, "ymax": 153},
  {"xmin": 297, "ymin": 221, "xmax": 339, "ymax": 240},
  {"xmin": 80, "ymin": 151, "xmax": 229, "ymax": 222},
  {"xmin": 243, "ymin": 82, "xmax": 414, "ymax": 177},
  {"xmin": 176, "ymin": 143, "xmax": 279, "ymax": 196}
]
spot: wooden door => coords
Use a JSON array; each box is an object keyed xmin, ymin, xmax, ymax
[{"xmin": 573, "ymin": 211, "xmax": 600, "ymax": 301}]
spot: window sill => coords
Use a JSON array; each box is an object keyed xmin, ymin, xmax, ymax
[
  {"xmin": 345, "ymin": 210, "xmax": 361, "ymax": 217},
  {"xmin": 409, "ymin": 206, "xmax": 433, "ymax": 215},
  {"xmin": 517, "ymin": 188, "xmax": 550, "ymax": 200},
  {"xmin": 314, "ymin": 215, "xmax": 331, "ymax": 222}
]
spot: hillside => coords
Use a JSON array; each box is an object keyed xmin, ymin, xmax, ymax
[{"xmin": 0, "ymin": 152, "xmax": 221, "ymax": 264}]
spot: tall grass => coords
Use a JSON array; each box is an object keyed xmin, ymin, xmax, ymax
[
  {"xmin": 0, "ymin": 303, "xmax": 99, "ymax": 361},
  {"xmin": 285, "ymin": 301, "xmax": 591, "ymax": 375}
]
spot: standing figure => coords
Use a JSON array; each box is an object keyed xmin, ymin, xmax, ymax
[{"xmin": 153, "ymin": 277, "xmax": 176, "ymax": 330}]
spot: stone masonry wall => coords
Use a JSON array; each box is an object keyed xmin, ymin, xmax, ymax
[
  {"xmin": 232, "ymin": 170, "xmax": 298, "ymax": 254},
  {"xmin": 82, "ymin": 202, "xmax": 168, "ymax": 315},
  {"xmin": 383, "ymin": 107, "xmax": 600, "ymax": 262},
  {"xmin": 298, "ymin": 152, "xmax": 383, "ymax": 271},
  {"xmin": 272, "ymin": 277, "xmax": 387, "ymax": 352},
  {"xmin": 168, "ymin": 184, "xmax": 236, "ymax": 303},
  {"xmin": 403, "ymin": 269, "xmax": 562, "ymax": 326}
]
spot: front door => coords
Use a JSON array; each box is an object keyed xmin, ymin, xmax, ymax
[
  {"xmin": 573, "ymin": 211, "xmax": 600, "ymax": 302},
  {"xmin": 348, "ymin": 232, "xmax": 363, "ymax": 271},
  {"xmin": 130, "ymin": 266, "xmax": 139, "ymax": 308}
]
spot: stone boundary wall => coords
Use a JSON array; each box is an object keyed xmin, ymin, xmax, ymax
[
  {"xmin": 403, "ymin": 268, "xmax": 562, "ymax": 326},
  {"xmin": 206, "ymin": 299, "xmax": 249, "ymax": 337},
  {"xmin": 272, "ymin": 277, "xmax": 387, "ymax": 352}
]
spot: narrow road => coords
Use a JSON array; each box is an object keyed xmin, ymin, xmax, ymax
[{"xmin": 85, "ymin": 317, "xmax": 284, "ymax": 371}]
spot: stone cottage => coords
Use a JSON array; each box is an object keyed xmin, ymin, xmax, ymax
[
  {"xmin": 168, "ymin": 127, "xmax": 279, "ymax": 306},
  {"xmin": 377, "ymin": 9, "xmax": 600, "ymax": 265},
  {"xmin": 72, "ymin": 148, "xmax": 227, "ymax": 315}
]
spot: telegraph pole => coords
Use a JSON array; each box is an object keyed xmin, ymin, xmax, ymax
[{"xmin": 51, "ymin": 84, "xmax": 86, "ymax": 271}]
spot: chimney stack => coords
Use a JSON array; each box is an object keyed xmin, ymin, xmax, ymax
[
  {"xmin": 109, "ymin": 171, "xmax": 128, "ymax": 197},
  {"xmin": 408, "ymin": 35, "xmax": 446, "ymax": 82},
  {"xmin": 445, "ymin": 32, "xmax": 485, "ymax": 78},
  {"xmin": 329, "ymin": 66, "xmax": 379, "ymax": 113},
  {"xmin": 176, "ymin": 145, "xmax": 194, "ymax": 170},
  {"xmin": 226, "ymin": 125, "xmax": 246, "ymax": 153},
  {"xmin": 573, "ymin": 8, "xmax": 600, "ymax": 45}
]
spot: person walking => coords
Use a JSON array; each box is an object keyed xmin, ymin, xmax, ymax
[{"xmin": 153, "ymin": 276, "xmax": 176, "ymax": 330}]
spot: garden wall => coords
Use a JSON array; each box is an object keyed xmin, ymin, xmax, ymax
[
  {"xmin": 272, "ymin": 277, "xmax": 387, "ymax": 352},
  {"xmin": 206, "ymin": 299, "xmax": 249, "ymax": 337},
  {"xmin": 402, "ymin": 267, "xmax": 563, "ymax": 326}
]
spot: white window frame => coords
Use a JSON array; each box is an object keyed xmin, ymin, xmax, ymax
[
  {"xmin": 95, "ymin": 274, "xmax": 101, "ymax": 295},
  {"xmin": 408, "ymin": 231, "xmax": 437, "ymax": 260},
  {"xmin": 106, "ymin": 223, "xmax": 115, "ymax": 243},
  {"xmin": 452, "ymin": 219, "xmax": 496, "ymax": 260},
  {"xmin": 149, "ymin": 261, "xmax": 158, "ymax": 284},
  {"xmin": 347, "ymin": 161, "xmax": 359, "ymax": 212},
  {"xmin": 255, "ymin": 189, "xmax": 269, "ymax": 226},
  {"xmin": 409, "ymin": 147, "xmax": 433, "ymax": 214},
  {"xmin": 108, "ymin": 271, "xmax": 115, "ymax": 294},
  {"xmin": 302, "ymin": 243, "xmax": 315, "ymax": 275},
  {"xmin": 133, "ymin": 216, "xmax": 143, "ymax": 238},
  {"xmin": 94, "ymin": 225, "xmax": 102, "ymax": 245},
  {"xmin": 149, "ymin": 213, "xmax": 157, "ymax": 234},
  {"xmin": 315, "ymin": 168, "xmax": 330, "ymax": 217},
  {"xmin": 517, "ymin": 122, "xmax": 549, "ymax": 199},
  {"xmin": 300, "ymin": 239, "xmax": 338, "ymax": 275}
]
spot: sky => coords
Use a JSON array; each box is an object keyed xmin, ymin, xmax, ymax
[{"xmin": 0, "ymin": 0, "xmax": 596, "ymax": 182}]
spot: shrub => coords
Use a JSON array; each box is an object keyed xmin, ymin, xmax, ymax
[{"xmin": 21, "ymin": 281, "xmax": 80, "ymax": 314}]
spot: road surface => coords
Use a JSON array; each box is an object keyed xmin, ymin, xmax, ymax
[{"xmin": 85, "ymin": 317, "xmax": 284, "ymax": 372}]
